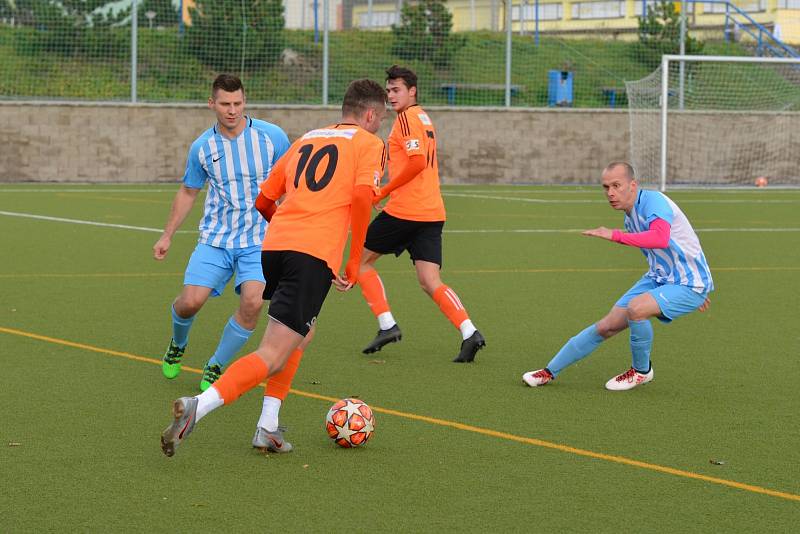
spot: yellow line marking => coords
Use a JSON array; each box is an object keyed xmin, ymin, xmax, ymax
[
  {"xmin": 2, "ymin": 325, "xmax": 799, "ymax": 503},
  {"xmin": 0, "ymin": 272, "xmax": 183, "ymax": 279},
  {"xmin": 55, "ymin": 193, "xmax": 173, "ymax": 205},
  {"xmin": 0, "ymin": 266, "xmax": 798, "ymax": 280}
]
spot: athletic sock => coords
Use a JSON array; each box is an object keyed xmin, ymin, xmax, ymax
[
  {"xmin": 195, "ymin": 386, "xmax": 223, "ymax": 422},
  {"xmin": 208, "ymin": 316, "xmax": 254, "ymax": 368},
  {"xmin": 629, "ymin": 319, "xmax": 653, "ymax": 373},
  {"xmin": 432, "ymin": 285, "xmax": 470, "ymax": 332},
  {"xmin": 377, "ymin": 312, "xmax": 396, "ymax": 331},
  {"xmin": 264, "ymin": 348, "xmax": 303, "ymax": 401},
  {"xmin": 458, "ymin": 319, "xmax": 477, "ymax": 341},
  {"xmin": 546, "ymin": 324, "xmax": 604, "ymax": 377},
  {"xmin": 211, "ymin": 353, "xmax": 269, "ymax": 405},
  {"xmin": 359, "ymin": 268, "xmax": 393, "ymax": 322},
  {"xmin": 171, "ymin": 304, "xmax": 195, "ymax": 348},
  {"xmin": 257, "ymin": 397, "xmax": 282, "ymax": 432}
]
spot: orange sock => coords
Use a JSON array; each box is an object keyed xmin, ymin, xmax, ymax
[
  {"xmin": 264, "ymin": 348, "xmax": 303, "ymax": 401},
  {"xmin": 359, "ymin": 268, "xmax": 390, "ymax": 317},
  {"xmin": 212, "ymin": 353, "xmax": 269, "ymax": 405},
  {"xmin": 432, "ymin": 285, "xmax": 470, "ymax": 330}
]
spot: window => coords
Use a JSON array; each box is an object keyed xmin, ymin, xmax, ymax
[
  {"xmin": 512, "ymin": 3, "xmax": 564, "ymax": 21},
  {"xmin": 358, "ymin": 10, "xmax": 399, "ymax": 29},
  {"xmin": 572, "ymin": 1, "xmax": 626, "ymax": 19}
]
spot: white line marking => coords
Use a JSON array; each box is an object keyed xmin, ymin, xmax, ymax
[
  {"xmin": 442, "ymin": 193, "xmax": 799, "ymax": 204},
  {"xmin": 444, "ymin": 228, "xmax": 800, "ymax": 234},
  {"xmin": 2, "ymin": 210, "xmax": 798, "ymax": 236},
  {"xmin": 0, "ymin": 188, "xmax": 178, "ymax": 193},
  {"xmin": 0, "ymin": 211, "xmax": 193, "ymax": 234}
]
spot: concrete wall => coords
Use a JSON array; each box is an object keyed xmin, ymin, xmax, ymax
[{"xmin": 0, "ymin": 102, "xmax": 629, "ymax": 184}]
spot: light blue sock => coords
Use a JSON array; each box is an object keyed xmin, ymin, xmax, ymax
[
  {"xmin": 171, "ymin": 304, "xmax": 195, "ymax": 348},
  {"xmin": 629, "ymin": 319, "xmax": 653, "ymax": 373},
  {"xmin": 207, "ymin": 316, "xmax": 254, "ymax": 368},
  {"xmin": 546, "ymin": 324, "xmax": 604, "ymax": 377}
]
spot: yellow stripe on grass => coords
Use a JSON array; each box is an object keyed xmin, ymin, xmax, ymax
[{"xmin": 2, "ymin": 324, "xmax": 800, "ymax": 504}]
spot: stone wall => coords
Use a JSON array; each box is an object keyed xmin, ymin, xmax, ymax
[{"xmin": 0, "ymin": 102, "xmax": 631, "ymax": 184}]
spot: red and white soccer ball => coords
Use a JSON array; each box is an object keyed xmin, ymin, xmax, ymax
[
  {"xmin": 755, "ymin": 176, "xmax": 769, "ymax": 188},
  {"xmin": 325, "ymin": 398, "xmax": 375, "ymax": 448}
]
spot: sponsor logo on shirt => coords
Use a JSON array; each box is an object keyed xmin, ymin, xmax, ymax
[
  {"xmin": 418, "ymin": 113, "xmax": 432, "ymax": 125},
  {"xmin": 373, "ymin": 170, "xmax": 382, "ymax": 187},
  {"xmin": 405, "ymin": 139, "xmax": 420, "ymax": 151},
  {"xmin": 302, "ymin": 128, "xmax": 357, "ymax": 140}
]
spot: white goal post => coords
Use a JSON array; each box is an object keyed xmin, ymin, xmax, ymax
[{"xmin": 626, "ymin": 55, "xmax": 800, "ymax": 191}]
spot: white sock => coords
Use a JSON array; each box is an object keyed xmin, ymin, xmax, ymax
[
  {"xmin": 257, "ymin": 396, "xmax": 282, "ymax": 431},
  {"xmin": 459, "ymin": 319, "xmax": 477, "ymax": 340},
  {"xmin": 195, "ymin": 387, "xmax": 223, "ymax": 422},
  {"xmin": 377, "ymin": 311, "xmax": 396, "ymax": 331}
]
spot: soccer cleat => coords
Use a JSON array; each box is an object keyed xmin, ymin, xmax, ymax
[
  {"xmin": 362, "ymin": 324, "xmax": 402, "ymax": 354},
  {"xmin": 161, "ymin": 339, "xmax": 185, "ymax": 379},
  {"xmin": 453, "ymin": 330, "xmax": 485, "ymax": 363},
  {"xmin": 160, "ymin": 396, "xmax": 199, "ymax": 457},
  {"xmin": 522, "ymin": 368, "xmax": 553, "ymax": 387},
  {"xmin": 252, "ymin": 426, "xmax": 293, "ymax": 453},
  {"xmin": 605, "ymin": 366, "xmax": 654, "ymax": 391},
  {"xmin": 199, "ymin": 362, "xmax": 222, "ymax": 392}
]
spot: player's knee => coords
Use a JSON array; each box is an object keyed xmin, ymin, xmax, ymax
[
  {"xmin": 626, "ymin": 301, "xmax": 650, "ymax": 322},
  {"xmin": 175, "ymin": 296, "xmax": 202, "ymax": 316},
  {"xmin": 418, "ymin": 278, "xmax": 439, "ymax": 296}
]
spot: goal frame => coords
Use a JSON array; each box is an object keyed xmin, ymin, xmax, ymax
[{"xmin": 657, "ymin": 54, "xmax": 800, "ymax": 191}]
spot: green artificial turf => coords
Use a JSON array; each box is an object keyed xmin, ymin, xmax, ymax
[{"xmin": 1, "ymin": 184, "xmax": 799, "ymax": 532}]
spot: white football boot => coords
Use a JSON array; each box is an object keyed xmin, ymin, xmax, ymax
[{"xmin": 605, "ymin": 367, "xmax": 654, "ymax": 391}]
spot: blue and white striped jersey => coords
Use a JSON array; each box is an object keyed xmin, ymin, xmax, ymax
[
  {"xmin": 183, "ymin": 117, "xmax": 290, "ymax": 249},
  {"xmin": 624, "ymin": 190, "xmax": 714, "ymax": 294}
]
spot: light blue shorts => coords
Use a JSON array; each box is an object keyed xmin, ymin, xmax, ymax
[
  {"xmin": 615, "ymin": 275, "xmax": 707, "ymax": 323},
  {"xmin": 184, "ymin": 243, "xmax": 265, "ymax": 297}
]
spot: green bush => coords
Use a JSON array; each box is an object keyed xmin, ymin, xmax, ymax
[
  {"xmin": 186, "ymin": 0, "xmax": 285, "ymax": 73},
  {"xmin": 634, "ymin": 0, "xmax": 704, "ymax": 69},
  {"xmin": 391, "ymin": 0, "xmax": 464, "ymax": 68}
]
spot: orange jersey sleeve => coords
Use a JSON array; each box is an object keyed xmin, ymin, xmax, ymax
[
  {"xmin": 385, "ymin": 106, "xmax": 446, "ymax": 222},
  {"xmin": 259, "ymin": 151, "xmax": 289, "ymax": 201},
  {"xmin": 261, "ymin": 125, "xmax": 384, "ymax": 274}
]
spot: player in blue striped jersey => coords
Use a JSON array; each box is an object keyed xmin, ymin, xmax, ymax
[
  {"xmin": 153, "ymin": 74, "xmax": 289, "ymax": 392},
  {"xmin": 523, "ymin": 162, "xmax": 713, "ymax": 391}
]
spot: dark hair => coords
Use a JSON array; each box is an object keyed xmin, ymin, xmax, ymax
[
  {"xmin": 385, "ymin": 65, "xmax": 417, "ymax": 96},
  {"xmin": 212, "ymin": 74, "xmax": 245, "ymax": 97},
  {"xmin": 604, "ymin": 161, "xmax": 636, "ymax": 181},
  {"xmin": 342, "ymin": 79, "xmax": 387, "ymax": 117}
]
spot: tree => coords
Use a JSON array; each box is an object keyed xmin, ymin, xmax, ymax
[
  {"xmin": 391, "ymin": 0, "xmax": 464, "ymax": 68},
  {"xmin": 635, "ymin": 0, "xmax": 704, "ymax": 69},
  {"xmin": 187, "ymin": 0, "xmax": 284, "ymax": 73}
]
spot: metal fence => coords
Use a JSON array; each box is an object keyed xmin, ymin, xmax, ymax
[{"xmin": 0, "ymin": 0, "xmax": 796, "ymax": 107}]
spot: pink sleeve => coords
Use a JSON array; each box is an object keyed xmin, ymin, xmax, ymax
[{"xmin": 612, "ymin": 218, "xmax": 671, "ymax": 249}]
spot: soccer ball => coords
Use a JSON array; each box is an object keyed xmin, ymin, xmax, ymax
[
  {"xmin": 325, "ymin": 398, "xmax": 375, "ymax": 448},
  {"xmin": 755, "ymin": 176, "xmax": 769, "ymax": 187}
]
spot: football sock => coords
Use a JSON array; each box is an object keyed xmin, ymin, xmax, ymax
[
  {"xmin": 171, "ymin": 304, "xmax": 195, "ymax": 348},
  {"xmin": 211, "ymin": 353, "xmax": 269, "ymax": 405},
  {"xmin": 257, "ymin": 396, "xmax": 282, "ymax": 432},
  {"xmin": 208, "ymin": 316, "xmax": 254, "ymax": 368},
  {"xmin": 432, "ymin": 285, "xmax": 470, "ymax": 331},
  {"xmin": 458, "ymin": 319, "xmax": 477, "ymax": 341},
  {"xmin": 546, "ymin": 324, "xmax": 604, "ymax": 377},
  {"xmin": 377, "ymin": 312, "xmax": 396, "ymax": 331},
  {"xmin": 195, "ymin": 386, "xmax": 223, "ymax": 422},
  {"xmin": 359, "ymin": 268, "xmax": 393, "ymax": 320},
  {"xmin": 264, "ymin": 348, "xmax": 303, "ymax": 401},
  {"xmin": 629, "ymin": 319, "xmax": 653, "ymax": 373}
]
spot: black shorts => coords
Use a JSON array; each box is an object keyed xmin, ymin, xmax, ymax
[
  {"xmin": 364, "ymin": 211, "xmax": 444, "ymax": 266},
  {"xmin": 261, "ymin": 251, "xmax": 333, "ymax": 337}
]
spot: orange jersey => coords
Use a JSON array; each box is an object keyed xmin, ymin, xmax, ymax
[
  {"xmin": 259, "ymin": 124, "xmax": 385, "ymax": 273},
  {"xmin": 384, "ymin": 105, "xmax": 446, "ymax": 222}
]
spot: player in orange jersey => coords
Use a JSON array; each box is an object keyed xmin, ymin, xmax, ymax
[
  {"xmin": 160, "ymin": 79, "xmax": 388, "ymax": 457},
  {"xmin": 358, "ymin": 65, "xmax": 486, "ymax": 363}
]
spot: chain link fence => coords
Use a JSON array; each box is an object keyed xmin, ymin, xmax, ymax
[{"xmin": 0, "ymin": 0, "xmax": 796, "ymax": 107}]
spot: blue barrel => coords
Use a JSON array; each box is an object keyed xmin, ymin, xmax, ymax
[{"xmin": 548, "ymin": 70, "xmax": 573, "ymax": 107}]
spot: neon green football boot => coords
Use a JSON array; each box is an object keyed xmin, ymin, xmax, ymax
[
  {"xmin": 199, "ymin": 362, "xmax": 222, "ymax": 392},
  {"xmin": 162, "ymin": 339, "xmax": 185, "ymax": 379}
]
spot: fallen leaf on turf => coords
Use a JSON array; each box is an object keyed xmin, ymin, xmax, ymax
[
  {"xmin": 368, "ymin": 359, "xmax": 386, "ymax": 364},
  {"xmin": 191, "ymin": 504, "xmax": 206, "ymax": 507},
  {"xmin": 310, "ymin": 380, "xmax": 321, "ymax": 385},
  {"xmin": 303, "ymin": 464, "xmax": 309, "ymax": 469},
  {"xmin": 709, "ymin": 459, "xmax": 726, "ymax": 465},
  {"xmin": 8, "ymin": 442, "xmax": 21, "ymax": 447}
]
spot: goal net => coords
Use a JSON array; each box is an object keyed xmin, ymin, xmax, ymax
[{"xmin": 625, "ymin": 55, "xmax": 800, "ymax": 190}]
